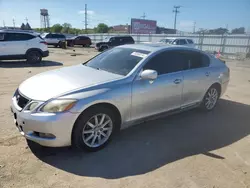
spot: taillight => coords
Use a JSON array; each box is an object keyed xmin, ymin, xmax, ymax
[{"xmin": 40, "ymin": 41, "xmax": 47, "ymax": 45}]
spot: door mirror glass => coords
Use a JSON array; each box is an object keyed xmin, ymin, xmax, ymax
[{"xmin": 140, "ymin": 69, "xmax": 158, "ymax": 80}]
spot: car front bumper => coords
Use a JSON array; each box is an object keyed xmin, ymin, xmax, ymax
[
  {"xmin": 42, "ymin": 50, "xmax": 49, "ymax": 57},
  {"xmin": 10, "ymin": 99, "xmax": 80, "ymax": 147}
]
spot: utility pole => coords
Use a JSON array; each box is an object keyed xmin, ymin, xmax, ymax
[
  {"xmin": 173, "ymin": 6, "xmax": 181, "ymax": 31},
  {"xmin": 193, "ymin": 21, "xmax": 196, "ymax": 33},
  {"xmin": 3, "ymin": 20, "xmax": 5, "ymax": 28},
  {"xmin": 85, "ymin": 4, "xmax": 88, "ymax": 33},
  {"xmin": 12, "ymin": 19, "xmax": 15, "ymax": 29},
  {"xmin": 25, "ymin": 17, "xmax": 28, "ymax": 23},
  {"xmin": 141, "ymin": 12, "xmax": 146, "ymax": 19}
]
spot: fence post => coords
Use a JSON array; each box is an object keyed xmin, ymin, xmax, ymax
[
  {"xmin": 221, "ymin": 34, "xmax": 227, "ymax": 54},
  {"xmin": 247, "ymin": 36, "xmax": 250, "ymax": 54},
  {"xmin": 198, "ymin": 33, "xmax": 204, "ymax": 50}
]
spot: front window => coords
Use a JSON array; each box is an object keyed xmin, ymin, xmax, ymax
[
  {"xmin": 84, "ymin": 48, "xmax": 150, "ymax": 76},
  {"xmin": 103, "ymin": 37, "xmax": 111, "ymax": 42},
  {"xmin": 159, "ymin": 39, "xmax": 174, "ymax": 44}
]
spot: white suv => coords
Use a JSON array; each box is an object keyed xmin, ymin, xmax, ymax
[
  {"xmin": 158, "ymin": 37, "xmax": 195, "ymax": 48},
  {"xmin": 41, "ymin": 33, "xmax": 66, "ymax": 47},
  {"xmin": 0, "ymin": 29, "xmax": 49, "ymax": 63}
]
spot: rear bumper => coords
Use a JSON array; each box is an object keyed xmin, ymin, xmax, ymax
[{"xmin": 42, "ymin": 50, "xmax": 49, "ymax": 57}]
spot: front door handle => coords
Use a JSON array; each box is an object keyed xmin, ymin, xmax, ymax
[
  {"xmin": 174, "ymin": 79, "xmax": 182, "ymax": 84},
  {"xmin": 205, "ymin": 72, "xmax": 210, "ymax": 77}
]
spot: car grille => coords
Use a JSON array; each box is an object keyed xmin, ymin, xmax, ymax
[{"xmin": 15, "ymin": 90, "xmax": 30, "ymax": 109}]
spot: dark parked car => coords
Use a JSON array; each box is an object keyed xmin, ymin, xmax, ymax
[
  {"xmin": 66, "ymin": 36, "xmax": 92, "ymax": 47},
  {"xmin": 95, "ymin": 36, "xmax": 135, "ymax": 51}
]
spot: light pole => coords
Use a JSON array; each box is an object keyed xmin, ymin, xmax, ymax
[{"xmin": 173, "ymin": 6, "xmax": 181, "ymax": 31}]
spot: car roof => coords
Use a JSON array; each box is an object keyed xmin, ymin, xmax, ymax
[
  {"xmin": 163, "ymin": 37, "xmax": 194, "ymax": 40},
  {"xmin": 112, "ymin": 35, "xmax": 132, "ymax": 38},
  {"xmin": 0, "ymin": 29, "xmax": 39, "ymax": 36},
  {"xmin": 119, "ymin": 43, "xmax": 199, "ymax": 53}
]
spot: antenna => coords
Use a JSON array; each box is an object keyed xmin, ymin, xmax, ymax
[
  {"xmin": 13, "ymin": 19, "xmax": 15, "ymax": 29},
  {"xmin": 141, "ymin": 12, "xmax": 146, "ymax": 19}
]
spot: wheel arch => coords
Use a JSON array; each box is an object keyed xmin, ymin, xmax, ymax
[
  {"xmin": 209, "ymin": 82, "xmax": 222, "ymax": 97},
  {"xmin": 71, "ymin": 102, "xmax": 122, "ymax": 142},
  {"xmin": 25, "ymin": 48, "xmax": 43, "ymax": 57}
]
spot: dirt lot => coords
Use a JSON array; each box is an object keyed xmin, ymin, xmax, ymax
[{"xmin": 0, "ymin": 47, "xmax": 250, "ymax": 188}]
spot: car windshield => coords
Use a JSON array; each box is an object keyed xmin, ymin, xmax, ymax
[
  {"xmin": 84, "ymin": 48, "xmax": 150, "ymax": 76},
  {"xmin": 103, "ymin": 37, "xmax": 110, "ymax": 42},
  {"xmin": 165, "ymin": 39, "xmax": 174, "ymax": 44},
  {"xmin": 40, "ymin": 33, "xmax": 47, "ymax": 38}
]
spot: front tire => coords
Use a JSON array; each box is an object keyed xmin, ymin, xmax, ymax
[
  {"xmin": 100, "ymin": 46, "xmax": 108, "ymax": 52},
  {"xmin": 72, "ymin": 106, "xmax": 118, "ymax": 152},
  {"xmin": 201, "ymin": 86, "xmax": 219, "ymax": 111},
  {"xmin": 26, "ymin": 51, "xmax": 42, "ymax": 63}
]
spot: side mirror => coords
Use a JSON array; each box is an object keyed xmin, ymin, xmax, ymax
[{"xmin": 140, "ymin": 69, "xmax": 158, "ymax": 80}]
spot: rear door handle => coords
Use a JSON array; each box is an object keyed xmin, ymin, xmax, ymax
[
  {"xmin": 205, "ymin": 72, "xmax": 210, "ymax": 76},
  {"xmin": 174, "ymin": 79, "xmax": 182, "ymax": 84}
]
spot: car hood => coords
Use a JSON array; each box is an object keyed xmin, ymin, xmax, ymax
[{"xmin": 19, "ymin": 64, "xmax": 123, "ymax": 101}]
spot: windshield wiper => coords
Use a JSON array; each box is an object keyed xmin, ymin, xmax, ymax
[{"xmin": 85, "ymin": 65, "xmax": 103, "ymax": 71}]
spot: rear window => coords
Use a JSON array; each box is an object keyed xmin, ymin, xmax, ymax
[
  {"xmin": 187, "ymin": 39, "xmax": 194, "ymax": 44},
  {"xmin": 125, "ymin": 36, "xmax": 134, "ymax": 43},
  {"xmin": 57, "ymin": 34, "xmax": 65, "ymax": 38},
  {"xmin": 84, "ymin": 47, "xmax": 150, "ymax": 76},
  {"xmin": 179, "ymin": 39, "xmax": 187, "ymax": 45}
]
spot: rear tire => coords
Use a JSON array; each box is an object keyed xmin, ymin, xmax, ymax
[
  {"xmin": 83, "ymin": 44, "xmax": 90, "ymax": 48},
  {"xmin": 200, "ymin": 85, "xmax": 219, "ymax": 111},
  {"xmin": 72, "ymin": 106, "xmax": 119, "ymax": 152},
  {"xmin": 26, "ymin": 51, "xmax": 42, "ymax": 63}
]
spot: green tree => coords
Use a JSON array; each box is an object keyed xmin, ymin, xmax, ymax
[
  {"xmin": 61, "ymin": 23, "xmax": 72, "ymax": 33},
  {"xmin": 231, "ymin": 27, "xmax": 245, "ymax": 34},
  {"xmin": 51, "ymin": 24, "xmax": 63, "ymax": 33},
  {"xmin": 96, "ymin": 23, "xmax": 109, "ymax": 33}
]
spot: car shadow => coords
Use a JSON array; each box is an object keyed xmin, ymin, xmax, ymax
[
  {"xmin": 0, "ymin": 60, "xmax": 63, "ymax": 68},
  {"xmin": 28, "ymin": 99, "xmax": 250, "ymax": 179}
]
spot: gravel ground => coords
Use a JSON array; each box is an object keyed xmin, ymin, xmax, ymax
[{"xmin": 0, "ymin": 47, "xmax": 250, "ymax": 188}]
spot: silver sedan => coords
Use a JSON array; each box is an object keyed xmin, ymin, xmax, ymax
[{"xmin": 11, "ymin": 44, "xmax": 230, "ymax": 151}]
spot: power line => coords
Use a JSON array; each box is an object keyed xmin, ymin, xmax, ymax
[{"xmin": 173, "ymin": 6, "xmax": 181, "ymax": 31}]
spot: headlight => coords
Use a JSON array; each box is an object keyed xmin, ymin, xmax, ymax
[
  {"xmin": 26, "ymin": 102, "xmax": 39, "ymax": 111},
  {"xmin": 41, "ymin": 99, "xmax": 77, "ymax": 113}
]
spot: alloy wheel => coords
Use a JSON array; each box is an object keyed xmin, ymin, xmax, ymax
[
  {"xmin": 205, "ymin": 88, "xmax": 218, "ymax": 110},
  {"xmin": 82, "ymin": 113, "xmax": 113, "ymax": 148}
]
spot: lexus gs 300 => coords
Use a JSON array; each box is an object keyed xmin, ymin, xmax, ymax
[{"xmin": 11, "ymin": 44, "xmax": 229, "ymax": 151}]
